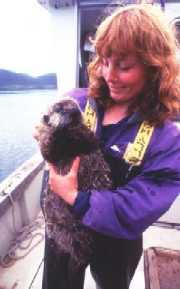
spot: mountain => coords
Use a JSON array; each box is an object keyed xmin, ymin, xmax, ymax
[{"xmin": 0, "ymin": 69, "xmax": 57, "ymax": 90}]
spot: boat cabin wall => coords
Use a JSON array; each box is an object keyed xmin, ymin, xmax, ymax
[
  {"xmin": 49, "ymin": 5, "xmax": 79, "ymax": 95},
  {"xmin": 43, "ymin": 1, "xmax": 180, "ymax": 94},
  {"xmin": 79, "ymin": 5, "xmax": 110, "ymax": 88},
  {"xmin": 79, "ymin": 1, "xmax": 180, "ymax": 88}
]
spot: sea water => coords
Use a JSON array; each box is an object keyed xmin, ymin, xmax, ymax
[{"xmin": 0, "ymin": 89, "xmax": 58, "ymax": 182}]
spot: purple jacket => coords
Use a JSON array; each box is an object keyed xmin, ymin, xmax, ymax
[{"xmin": 68, "ymin": 88, "xmax": 180, "ymax": 240}]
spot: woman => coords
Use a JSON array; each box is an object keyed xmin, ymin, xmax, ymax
[{"xmin": 41, "ymin": 4, "xmax": 180, "ymax": 289}]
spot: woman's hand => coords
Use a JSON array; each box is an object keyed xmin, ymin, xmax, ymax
[{"xmin": 48, "ymin": 157, "xmax": 80, "ymax": 205}]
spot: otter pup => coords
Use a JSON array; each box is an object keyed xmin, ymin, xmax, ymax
[{"xmin": 37, "ymin": 97, "xmax": 112, "ymax": 267}]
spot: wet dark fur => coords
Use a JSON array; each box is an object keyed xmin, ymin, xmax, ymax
[{"xmin": 38, "ymin": 97, "xmax": 113, "ymax": 267}]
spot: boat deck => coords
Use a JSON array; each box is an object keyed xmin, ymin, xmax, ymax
[
  {"xmin": 0, "ymin": 214, "xmax": 97, "ymax": 289},
  {"xmin": 1, "ymin": 216, "xmax": 180, "ymax": 289},
  {"xmin": 0, "ymin": 215, "xmax": 45, "ymax": 289}
]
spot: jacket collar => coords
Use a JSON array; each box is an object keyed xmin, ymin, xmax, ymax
[{"xmin": 126, "ymin": 111, "xmax": 145, "ymax": 125}]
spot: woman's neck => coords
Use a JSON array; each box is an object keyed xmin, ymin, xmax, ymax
[{"xmin": 102, "ymin": 103, "xmax": 129, "ymax": 126}]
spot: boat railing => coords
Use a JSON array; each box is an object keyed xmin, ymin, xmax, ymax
[{"xmin": 0, "ymin": 153, "xmax": 44, "ymax": 259}]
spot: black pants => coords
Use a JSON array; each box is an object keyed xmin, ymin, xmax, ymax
[{"xmin": 42, "ymin": 233, "xmax": 142, "ymax": 289}]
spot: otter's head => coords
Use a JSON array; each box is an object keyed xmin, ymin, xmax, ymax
[{"xmin": 38, "ymin": 98, "xmax": 98, "ymax": 166}]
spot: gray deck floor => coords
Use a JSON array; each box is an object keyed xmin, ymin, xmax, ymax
[
  {"xmin": 0, "ymin": 223, "xmax": 45, "ymax": 289},
  {"xmin": 1, "ymin": 218, "xmax": 180, "ymax": 289}
]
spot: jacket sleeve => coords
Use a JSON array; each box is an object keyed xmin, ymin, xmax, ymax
[{"xmin": 82, "ymin": 122, "xmax": 180, "ymax": 239}]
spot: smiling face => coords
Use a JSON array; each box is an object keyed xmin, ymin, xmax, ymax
[{"xmin": 101, "ymin": 54, "xmax": 147, "ymax": 106}]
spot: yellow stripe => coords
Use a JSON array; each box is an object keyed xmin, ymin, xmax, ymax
[
  {"xmin": 123, "ymin": 121, "xmax": 154, "ymax": 166},
  {"xmin": 84, "ymin": 98, "xmax": 97, "ymax": 132}
]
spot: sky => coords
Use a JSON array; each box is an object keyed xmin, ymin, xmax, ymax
[{"xmin": 0, "ymin": 0, "xmax": 55, "ymax": 76}]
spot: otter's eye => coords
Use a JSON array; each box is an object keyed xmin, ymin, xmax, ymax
[{"xmin": 43, "ymin": 115, "xmax": 49, "ymax": 124}]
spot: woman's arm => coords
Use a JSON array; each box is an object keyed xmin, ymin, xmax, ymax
[
  {"xmin": 82, "ymin": 172, "xmax": 179, "ymax": 239},
  {"xmin": 48, "ymin": 122, "xmax": 180, "ymax": 240},
  {"xmin": 81, "ymin": 125, "xmax": 180, "ymax": 239}
]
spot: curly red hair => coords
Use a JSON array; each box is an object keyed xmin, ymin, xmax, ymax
[{"xmin": 88, "ymin": 4, "xmax": 180, "ymax": 124}]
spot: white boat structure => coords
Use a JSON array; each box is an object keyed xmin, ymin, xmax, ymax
[{"xmin": 0, "ymin": 1, "xmax": 180, "ymax": 288}]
